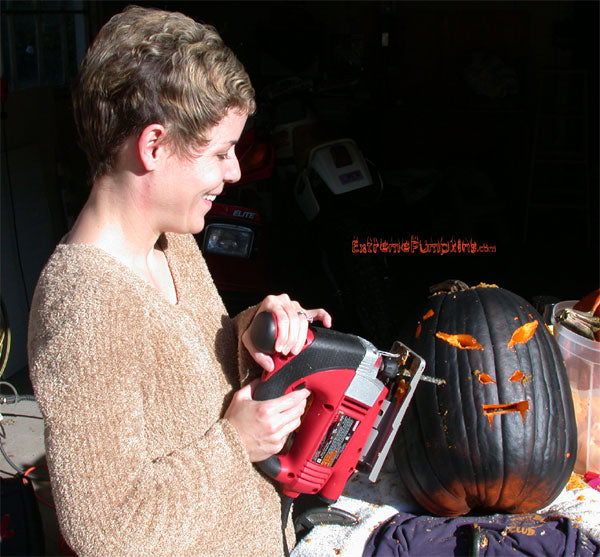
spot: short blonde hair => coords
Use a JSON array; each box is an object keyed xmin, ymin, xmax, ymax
[{"xmin": 72, "ymin": 5, "xmax": 256, "ymax": 180}]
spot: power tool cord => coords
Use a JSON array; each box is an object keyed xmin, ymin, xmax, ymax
[
  {"xmin": 281, "ymin": 494, "xmax": 293, "ymax": 557},
  {"xmin": 1, "ymin": 298, "xmax": 12, "ymax": 379},
  {"xmin": 0, "ymin": 382, "xmax": 54, "ymax": 510},
  {"xmin": 2, "ymin": 109, "xmax": 31, "ymax": 313}
]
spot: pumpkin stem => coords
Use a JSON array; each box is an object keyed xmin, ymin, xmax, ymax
[{"xmin": 429, "ymin": 279, "xmax": 470, "ymax": 295}]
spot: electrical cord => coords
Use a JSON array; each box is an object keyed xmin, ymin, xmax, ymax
[
  {"xmin": 0, "ymin": 382, "xmax": 55, "ymax": 510},
  {"xmin": 0, "ymin": 421, "xmax": 23, "ymax": 475},
  {"xmin": 0, "ymin": 382, "xmax": 38, "ymax": 474},
  {"xmin": 0, "ymin": 392, "xmax": 37, "ymax": 404},
  {"xmin": 1, "ymin": 109, "xmax": 31, "ymax": 312},
  {"xmin": 0, "ymin": 297, "xmax": 12, "ymax": 379}
]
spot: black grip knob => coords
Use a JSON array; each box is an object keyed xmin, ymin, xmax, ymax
[
  {"xmin": 249, "ymin": 311, "xmax": 277, "ymax": 354},
  {"xmin": 258, "ymin": 455, "xmax": 282, "ymax": 479}
]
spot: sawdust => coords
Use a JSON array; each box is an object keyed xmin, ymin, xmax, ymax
[{"xmin": 567, "ymin": 473, "xmax": 588, "ymax": 491}]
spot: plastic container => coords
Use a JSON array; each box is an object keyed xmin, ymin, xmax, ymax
[{"xmin": 553, "ymin": 301, "xmax": 600, "ymax": 475}]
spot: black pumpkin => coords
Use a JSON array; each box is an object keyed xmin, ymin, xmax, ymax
[{"xmin": 393, "ymin": 280, "xmax": 577, "ymax": 516}]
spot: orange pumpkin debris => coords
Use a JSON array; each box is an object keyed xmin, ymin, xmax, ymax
[
  {"xmin": 415, "ymin": 323, "xmax": 422, "ymax": 339},
  {"xmin": 508, "ymin": 321, "xmax": 538, "ymax": 348},
  {"xmin": 476, "ymin": 372, "xmax": 496, "ymax": 385},
  {"xmin": 423, "ymin": 309, "xmax": 435, "ymax": 320},
  {"xmin": 509, "ymin": 370, "xmax": 524, "ymax": 382},
  {"xmin": 436, "ymin": 332, "xmax": 484, "ymax": 350}
]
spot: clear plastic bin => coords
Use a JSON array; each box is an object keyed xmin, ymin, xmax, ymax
[{"xmin": 553, "ymin": 301, "xmax": 600, "ymax": 475}]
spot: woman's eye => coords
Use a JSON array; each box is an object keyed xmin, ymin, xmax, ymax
[{"xmin": 218, "ymin": 150, "xmax": 235, "ymax": 161}]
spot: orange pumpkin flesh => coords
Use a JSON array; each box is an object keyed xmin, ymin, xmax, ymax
[
  {"xmin": 474, "ymin": 371, "xmax": 496, "ymax": 384},
  {"xmin": 510, "ymin": 370, "xmax": 525, "ymax": 382},
  {"xmin": 507, "ymin": 321, "xmax": 538, "ymax": 348},
  {"xmin": 423, "ymin": 309, "xmax": 435, "ymax": 320},
  {"xmin": 435, "ymin": 332, "xmax": 484, "ymax": 350}
]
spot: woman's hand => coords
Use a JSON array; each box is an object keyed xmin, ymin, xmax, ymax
[
  {"xmin": 225, "ymin": 379, "xmax": 311, "ymax": 462},
  {"xmin": 242, "ymin": 293, "xmax": 332, "ymax": 372}
]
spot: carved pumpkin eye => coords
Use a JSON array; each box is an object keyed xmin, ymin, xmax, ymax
[
  {"xmin": 508, "ymin": 321, "xmax": 538, "ymax": 347},
  {"xmin": 435, "ymin": 332, "xmax": 484, "ymax": 350}
]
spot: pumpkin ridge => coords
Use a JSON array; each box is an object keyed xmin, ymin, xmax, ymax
[
  {"xmin": 446, "ymin": 291, "xmax": 482, "ymax": 509},
  {"xmin": 471, "ymin": 286, "xmax": 508, "ymax": 508},
  {"xmin": 454, "ymin": 288, "xmax": 485, "ymax": 509},
  {"xmin": 506, "ymin": 303, "xmax": 548, "ymax": 510},
  {"xmin": 486, "ymin": 288, "xmax": 535, "ymax": 510},
  {"xmin": 526, "ymin": 309, "xmax": 577, "ymax": 505},
  {"xmin": 408, "ymin": 293, "xmax": 472, "ymax": 515},
  {"xmin": 426, "ymin": 295, "xmax": 472, "ymax": 511},
  {"xmin": 490, "ymin": 290, "xmax": 567, "ymax": 512},
  {"xmin": 411, "ymin": 408, "xmax": 470, "ymax": 515}
]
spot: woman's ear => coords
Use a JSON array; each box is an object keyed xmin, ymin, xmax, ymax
[{"xmin": 138, "ymin": 124, "xmax": 168, "ymax": 171}]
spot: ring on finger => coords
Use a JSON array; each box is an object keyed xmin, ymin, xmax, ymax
[{"xmin": 297, "ymin": 310, "xmax": 313, "ymax": 323}]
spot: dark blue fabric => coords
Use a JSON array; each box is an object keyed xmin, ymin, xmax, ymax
[{"xmin": 363, "ymin": 511, "xmax": 599, "ymax": 557}]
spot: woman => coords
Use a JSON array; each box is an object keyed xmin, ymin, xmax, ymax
[{"xmin": 27, "ymin": 6, "xmax": 331, "ymax": 555}]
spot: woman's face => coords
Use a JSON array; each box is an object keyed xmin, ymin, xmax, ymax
[{"xmin": 155, "ymin": 108, "xmax": 248, "ymax": 235}]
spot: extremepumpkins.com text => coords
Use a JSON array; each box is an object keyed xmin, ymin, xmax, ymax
[{"xmin": 351, "ymin": 236, "xmax": 497, "ymax": 255}]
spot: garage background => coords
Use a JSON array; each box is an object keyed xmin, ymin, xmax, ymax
[{"xmin": 2, "ymin": 0, "xmax": 598, "ymax": 377}]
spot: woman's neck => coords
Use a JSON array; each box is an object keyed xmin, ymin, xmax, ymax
[{"xmin": 66, "ymin": 174, "xmax": 177, "ymax": 304}]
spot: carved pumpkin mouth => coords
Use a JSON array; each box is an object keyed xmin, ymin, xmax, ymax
[{"xmin": 482, "ymin": 400, "xmax": 530, "ymax": 426}]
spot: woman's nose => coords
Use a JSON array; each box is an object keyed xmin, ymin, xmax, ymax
[{"xmin": 224, "ymin": 155, "xmax": 241, "ymax": 184}]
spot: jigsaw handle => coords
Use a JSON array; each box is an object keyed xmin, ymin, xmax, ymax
[{"xmin": 249, "ymin": 311, "xmax": 278, "ymax": 354}]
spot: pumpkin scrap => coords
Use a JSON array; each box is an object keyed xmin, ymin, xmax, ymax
[
  {"xmin": 509, "ymin": 370, "xmax": 524, "ymax": 382},
  {"xmin": 507, "ymin": 321, "xmax": 538, "ymax": 348},
  {"xmin": 473, "ymin": 370, "xmax": 496, "ymax": 384},
  {"xmin": 415, "ymin": 323, "xmax": 422, "ymax": 339},
  {"xmin": 482, "ymin": 400, "xmax": 529, "ymax": 426},
  {"xmin": 566, "ymin": 474, "xmax": 587, "ymax": 490},
  {"xmin": 423, "ymin": 309, "xmax": 435, "ymax": 320},
  {"xmin": 436, "ymin": 332, "xmax": 484, "ymax": 350}
]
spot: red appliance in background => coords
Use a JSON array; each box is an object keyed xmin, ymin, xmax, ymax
[{"xmin": 196, "ymin": 128, "xmax": 276, "ymax": 315}]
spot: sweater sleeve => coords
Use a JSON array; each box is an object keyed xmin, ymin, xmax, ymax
[
  {"xmin": 28, "ymin": 266, "xmax": 285, "ymax": 556},
  {"xmin": 232, "ymin": 304, "xmax": 263, "ymax": 385}
]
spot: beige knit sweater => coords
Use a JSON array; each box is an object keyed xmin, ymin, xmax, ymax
[{"xmin": 28, "ymin": 233, "xmax": 294, "ymax": 556}]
